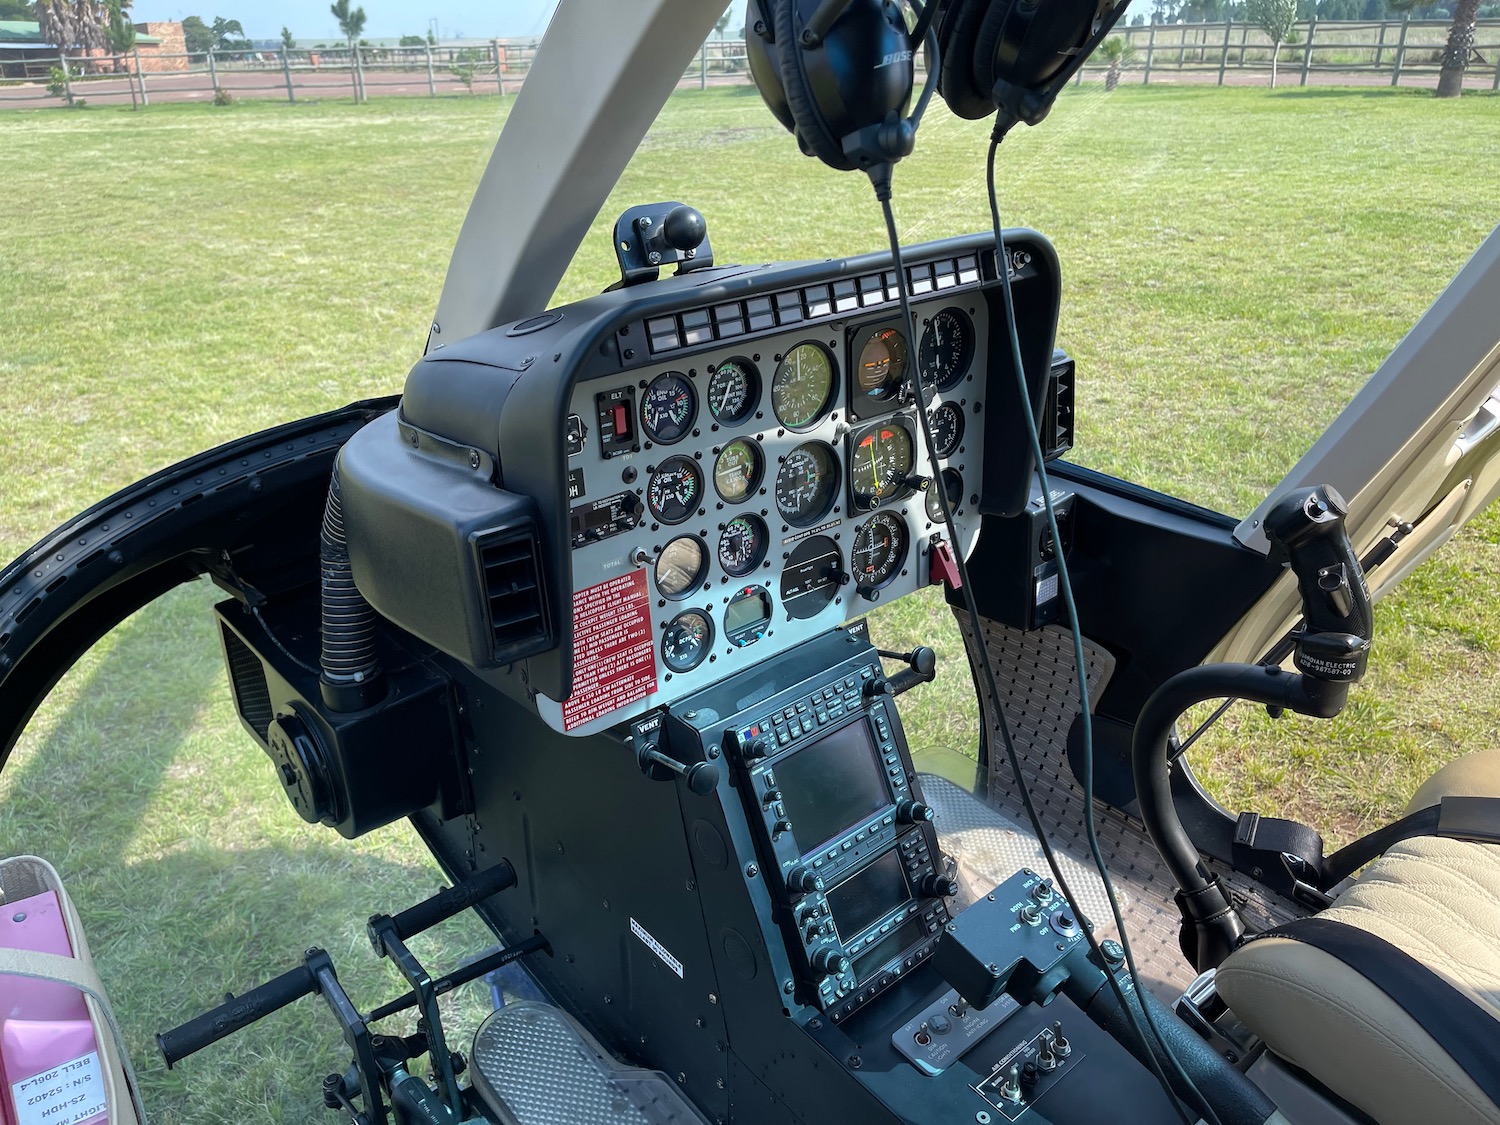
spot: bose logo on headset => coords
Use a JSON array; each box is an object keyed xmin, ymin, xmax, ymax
[{"xmin": 878, "ymin": 49, "xmax": 914, "ymax": 68}]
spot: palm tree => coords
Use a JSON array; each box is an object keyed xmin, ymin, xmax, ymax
[
  {"xmin": 36, "ymin": 0, "xmax": 108, "ymax": 57},
  {"xmin": 105, "ymin": 0, "xmax": 134, "ymax": 72},
  {"xmin": 1390, "ymin": 0, "xmax": 1480, "ymax": 98},
  {"xmin": 330, "ymin": 0, "xmax": 367, "ymax": 52},
  {"xmin": 1096, "ymin": 36, "xmax": 1136, "ymax": 91}
]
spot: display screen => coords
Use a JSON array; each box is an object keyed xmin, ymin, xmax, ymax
[
  {"xmin": 776, "ymin": 720, "xmax": 890, "ymax": 852},
  {"xmin": 852, "ymin": 916, "xmax": 927, "ymax": 983},
  {"xmin": 828, "ymin": 850, "xmax": 910, "ymax": 940}
]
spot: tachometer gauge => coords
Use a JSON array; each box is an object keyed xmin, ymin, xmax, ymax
[
  {"xmin": 647, "ymin": 456, "xmax": 703, "ymax": 525},
  {"xmin": 774, "ymin": 441, "xmax": 840, "ymax": 527},
  {"xmin": 857, "ymin": 327, "xmax": 909, "ymax": 400},
  {"xmin": 641, "ymin": 372, "xmax": 696, "ymax": 444},
  {"xmin": 851, "ymin": 512, "xmax": 908, "ymax": 592},
  {"xmin": 928, "ymin": 402, "xmax": 964, "ymax": 458},
  {"xmin": 771, "ymin": 343, "xmax": 836, "ymax": 431},
  {"xmin": 718, "ymin": 514, "xmax": 767, "ymax": 577},
  {"xmin": 925, "ymin": 467, "xmax": 964, "ymax": 523},
  {"xmin": 654, "ymin": 535, "xmax": 707, "ymax": 598},
  {"xmin": 849, "ymin": 421, "xmax": 915, "ymax": 510},
  {"xmin": 662, "ymin": 609, "xmax": 714, "ymax": 673},
  {"xmin": 706, "ymin": 358, "xmax": 759, "ymax": 426},
  {"xmin": 919, "ymin": 307, "xmax": 975, "ymax": 391},
  {"xmin": 713, "ymin": 438, "xmax": 763, "ymax": 504}
]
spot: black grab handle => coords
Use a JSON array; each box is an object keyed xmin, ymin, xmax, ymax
[
  {"xmin": 157, "ymin": 949, "xmax": 329, "ymax": 1068},
  {"xmin": 383, "ymin": 860, "xmax": 518, "ymax": 943}
]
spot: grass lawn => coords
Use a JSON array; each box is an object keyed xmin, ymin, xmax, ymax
[{"xmin": 1, "ymin": 84, "xmax": 1498, "ymax": 1121}]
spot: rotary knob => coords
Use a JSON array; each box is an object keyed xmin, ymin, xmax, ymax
[
  {"xmin": 922, "ymin": 872, "xmax": 959, "ymax": 899},
  {"xmin": 895, "ymin": 800, "xmax": 933, "ymax": 824},
  {"xmin": 786, "ymin": 865, "xmax": 823, "ymax": 893},
  {"xmin": 742, "ymin": 736, "xmax": 771, "ymax": 761},
  {"xmin": 811, "ymin": 948, "xmax": 850, "ymax": 975}
]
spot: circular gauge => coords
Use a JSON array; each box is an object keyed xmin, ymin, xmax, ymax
[
  {"xmin": 925, "ymin": 467, "xmax": 964, "ymax": 523},
  {"xmin": 706, "ymin": 358, "xmax": 759, "ymax": 426},
  {"xmin": 775, "ymin": 441, "xmax": 840, "ymax": 527},
  {"xmin": 857, "ymin": 326, "xmax": 910, "ymax": 400},
  {"xmin": 724, "ymin": 584, "xmax": 772, "ymax": 648},
  {"xmin": 852, "ymin": 512, "xmax": 909, "ymax": 592},
  {"xmin": 718, "ymin": 514, "xmax": 768, "ymax": 577},
  {"xmin": 771, "ymin": 343, "xmax": 836, "ymax": 431},
  {"xmin": 919, "ymin": 307, "xmax": 975, "ymax": 391},
  {"xmin": 662, "ymin": 609, "xmax": 714, "ymax": 673},
  {"xmin": 713, "ymin": 439, "xmax": 763, "ymax": 504},
  {"xmin": 647, "ymin": 456, "xmax": 703, "ymax": 525},
  {"xmin": 641, "ymin": 372, "xmax": 697, "ymax": 444},
  {"xmin": 654, "ymin": 535, "xmax": 707, "ymax": 599},
  {"xmin": 780, "ymin": 535, "xmax": 843, "ymax": 620},
  {"xmin": 929, "ymin": 402, "xmax": 965, "ymax": 458},
  {"xmin": 849, "ymin": 421, "xmax": 916, "ymax": 509}
]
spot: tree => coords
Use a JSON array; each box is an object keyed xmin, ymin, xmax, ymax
[
  {"xmin": 426, "ymin": 28, "xmax": 436, "ymax": 45},
  {"xmin": 1246, "ymin": 0, "xmax": 1297, "ymax": 86},
  {"xmin": 0, "ymin": 0, "xmax": 34, "ymax": 19},
  {"xmin": 329, "ymin": 0, "xmax": 366, "ymax": 50},
  {"xmin": 181, "ymin": 15, "xmax": 213, "ymax": 55},
  {"xmin": 1096, "ymin": 36, "xmax": 1137, "ymax": 90},
  {"xmin": 1390, "ymin": 0, "xmax": 1480, "ymax": 96},
  {"xmin": 208, "ymin": 15, "xmax": 244, "ymax": 50},
  {"xmin": 281, "ymin": 26, "xmax": 295, "ymax": 50},
  {"xmin": 399, "ymin": 33, "xmax": 425, "ymax": 47},
  {"xmin": 36, "ymin": 1, "xmax": 109, "ymax": 52},
  {"xmin": 714, "ymin": 10, "xmax": 733, "ymax": 38},
  {"xmin": 106, "ymin": 0, "xmax": 134, "ymax": 52}
]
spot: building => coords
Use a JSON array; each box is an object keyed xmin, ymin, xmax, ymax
[{"xmin": 0, "ymin": 19, "xmax": 185, "ymax": 79}]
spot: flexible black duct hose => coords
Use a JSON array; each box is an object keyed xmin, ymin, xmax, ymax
[{"xmin": 319, "ymin": 470, "xmax": 383, "ymax": 711}]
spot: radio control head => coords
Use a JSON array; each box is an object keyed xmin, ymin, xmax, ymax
[{"xmin": 812, "ymin": 948, "xmax": 850, "ymax": 975}]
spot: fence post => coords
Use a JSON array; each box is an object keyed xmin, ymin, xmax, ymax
[
  {"xmin": 1143, "ymin": 24, "xmax": 1156, "ymax": 84},
  {"xmin": 1374, "ymin": 21, "xmax": 1387, "ymax": 69},
  {"xmin": 125, "ymin": 52, "xmax": 138, "ymax": 109},
  {"xmin": 1240, "ymin": 23, "xmax": 1249, "ymax": 66},
  {"xmin": 700, "ymin": 42, "xmax": 707, "ymax": 90},
  {"xmin": 493, "ymin": 40, "xmax": 505, "ymax": 94},
  {"xmin": 1493, "ymin": 50, "xmax": 1500, "ymax": 90},
  {"xmin": 426, "ymin": 43, "xmax": 436, "ymax": 96},
  {"xmin": 281, "ymin": 46, "xmax": 295, "ymax": 103},
  {"xmin": 1218, "ymin": 21, "xmax": 1232, "ymax": 84},
  {"xmin": 1390, "ymin": 12, "xmax": 1410, "ymax": 87},
  {"xmin": 1176, "ymin": 24, "xmax": 1187, "ymax": 67},
  {"xmin": 207, "ymin": 48, "xmax": 219, "ymax": 97},
  {"xmin": 133, "ymin": 47, "xmax": 148, "ymax": 105},
  {"xmin": 1300, "ymin": 17, "xmax": 1316, "ymax": 85},
  {"xmin": 354, "ymin": 44, "xmax": 366, "ymax": 102}
]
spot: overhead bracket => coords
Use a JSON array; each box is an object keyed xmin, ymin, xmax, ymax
[{"xmin": 613, "ymin": 201, "xmax": 713, "ymax": 287}]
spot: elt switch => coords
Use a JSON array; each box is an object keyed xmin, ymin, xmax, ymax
[{"xmin": 612, "ymin": 403, "xmax": 631, "ymax": 439}]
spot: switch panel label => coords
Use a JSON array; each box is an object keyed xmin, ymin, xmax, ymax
[{"xmin": 562, "ymin": 569, "xmax": 657, "ymax": 731}]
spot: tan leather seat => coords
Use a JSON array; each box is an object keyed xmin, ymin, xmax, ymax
[{"xmin": 1217, "ymin": 749, "xmax": 1500, "ymax": 1125}]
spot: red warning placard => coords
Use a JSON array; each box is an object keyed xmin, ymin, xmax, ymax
[{"xmin": 562, "ymin": 569, "xmax": 658, "ymax": 731}]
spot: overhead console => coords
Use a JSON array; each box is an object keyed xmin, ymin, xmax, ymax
[{"xmin": 336, "ymin": 232, "xmax": 1065, "ymax": 735}]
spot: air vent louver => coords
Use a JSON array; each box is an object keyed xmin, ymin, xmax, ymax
[
  {"xmin": 221, "ymin": 623, "xmax": 273, "ymax": 742},
  {"xmin": 479, "ymin": 528, "xmax": 550, "ymax": 663}
]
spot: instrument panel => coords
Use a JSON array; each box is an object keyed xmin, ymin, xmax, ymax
[{"xmin": 544, "ymin": 289, "xmax": 990, "ymax": 736}]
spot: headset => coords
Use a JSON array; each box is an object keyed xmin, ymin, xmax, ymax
[{"xmin": 748, "ymin": 0, "xmax": 1130, "ymax": 160}]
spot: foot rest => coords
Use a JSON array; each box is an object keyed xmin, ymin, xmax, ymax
[{"xmin": 470, "ymin": 1002, "xmax": 709, "ymax": 1125}]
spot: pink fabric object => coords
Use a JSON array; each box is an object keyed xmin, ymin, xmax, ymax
[
  {"xmin": 0, "ymin": 892, "xmax": 87, "ymax": 1024},
  {"xmin": 0, "ymin": 892, "xmax": 94, "ymax": 1125},
  {"xmin": 2, "ymin": 1020, "xmax": 106, "ymax": 1125}
]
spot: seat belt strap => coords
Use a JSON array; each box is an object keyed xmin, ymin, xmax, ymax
[
  {"xmin": 1320, "ymin": 796, "xmax": 1500, "ymax": 889},
  {"xmin": 1257, "ymin": 917, "xmax": 1500, "ymax": 1109}
]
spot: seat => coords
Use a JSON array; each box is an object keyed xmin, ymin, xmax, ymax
[{"xmin": 1216, "ymin": 749, "xmax": 1500, "ymax": 1125}]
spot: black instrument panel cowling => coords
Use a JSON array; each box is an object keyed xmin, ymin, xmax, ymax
[{"xmin": 355, "ymin": 232, "xmax": 1060, "ymax": 720}]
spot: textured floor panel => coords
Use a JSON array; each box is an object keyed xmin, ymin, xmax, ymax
[
  {"xmin": 922, "ymin": 772, "xmax": 1122, "ymax": 927},
  {"xmin": 952, "ymin": 613, "xmax": 1310, "ymax": 997}
]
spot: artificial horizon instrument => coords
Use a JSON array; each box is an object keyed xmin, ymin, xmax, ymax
[{"xmin": 3, "ymin": 2, "xmax": 1500, "ymax": 1125}]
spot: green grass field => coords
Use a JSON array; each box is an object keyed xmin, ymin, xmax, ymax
[{"xmin": 2, "ymin": 84, "xmax": 1498, "ymax": 1122}]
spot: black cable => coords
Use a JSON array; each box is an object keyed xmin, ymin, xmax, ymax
[
  {"xmin": 868, "ymin": 172, "xmax": 1193, "ymax": 1125},
  {"xmin": 982, "ymin": 137, "xmax": 1223, "ymax": 1125}
]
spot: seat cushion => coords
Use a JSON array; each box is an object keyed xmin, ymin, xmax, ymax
[
  {"xmin": 1407, "ymin": 748, "xmax": 1500, "ymax": 815},
  {"xmin": 1218, "ymin": 834, "xmax": 1500, "ymax": 1125}
]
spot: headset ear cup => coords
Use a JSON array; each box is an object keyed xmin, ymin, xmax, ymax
[
  {"xmin": 935, "ymin": 0, "xmax": 997, "ymax": 121},
  {"xmin": 974, "ymin": 0, "xmax": 1027, "ymax": 98},
  {"xmin": 747, "ymin": 4, "xmax": 796, "ymax": 134},
  {"xmin": 774, "ymin": 0, "xmax": 855, "ymax": 170}
]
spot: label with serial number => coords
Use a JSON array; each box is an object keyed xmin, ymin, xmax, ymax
[{"xmin": 11, "ymin": 1049, "xmax": 107, "ymax": 1125}]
